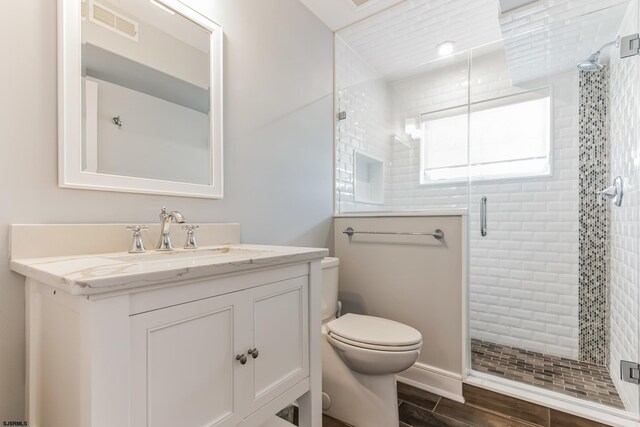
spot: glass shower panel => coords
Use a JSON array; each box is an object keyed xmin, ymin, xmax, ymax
[
  {"xmin": 334, "ymin": 34, "xmax": 470, "ymax": 214},
  {"xmin": 468, "ymin": 1, "xmax": 640, "ymax": 415},
  {"xmin": 609, "ymin": 0, "xmax": 640, "ymax": 415},
  {"xmin": 335, "ymin": 35, "xmax": 394, "ymax": 214}
]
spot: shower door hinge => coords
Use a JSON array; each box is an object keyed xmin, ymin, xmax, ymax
[
  {"xmin": 337, "ymin": 111, "xmax": 347, "ymax": 121},
  {"xmin": 620, "ymin": 34, "xmax": 640, "ymax": 59},
  {"xmin": 621, "ymin": 360, "xmax": 640, "ymax": 384}
]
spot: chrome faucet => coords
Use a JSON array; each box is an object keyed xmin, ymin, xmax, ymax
[{"xmin": 157, "ymin": 207, "xmax": 186, "ymax": 251}]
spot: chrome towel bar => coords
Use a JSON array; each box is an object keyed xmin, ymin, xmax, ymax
[{"xmin": 342, "ymin": 227, "xmax": 444, "ymax": 240}]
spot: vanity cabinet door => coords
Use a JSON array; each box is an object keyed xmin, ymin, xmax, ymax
[
  {"xmin": 247, "ymin": 276, "xmax": 309, "ymax": 412},
  {"xmin": 130, "ymin": 291, "xmax": 250, "ymax": 427}
]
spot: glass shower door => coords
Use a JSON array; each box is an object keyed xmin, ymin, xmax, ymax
[{"xmin": 467, "ymin": 1, "xmax": 640, "ymax": 415}]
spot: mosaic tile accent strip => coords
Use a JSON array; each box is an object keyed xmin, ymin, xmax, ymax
[
  {"xmin": 472, "ymin": 339, "xmax": 623, "ymax": 409},
  {"xmin": 578, "ymin": 69, "xmax": 611, "ymax": 366}
]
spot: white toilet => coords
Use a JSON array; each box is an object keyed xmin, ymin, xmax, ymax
[{"xmin": 321, "ymin": 257, "xmax": 422, "ymax": 427}]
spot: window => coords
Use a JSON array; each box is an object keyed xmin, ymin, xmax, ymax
[{"xmin": 420, "ymin": 89, "xmax": 551, "ymax": 184}]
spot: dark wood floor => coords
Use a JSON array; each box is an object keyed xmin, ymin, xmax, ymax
[
  {"xmin": 313, "ymin": 383, "xmax": 612, "ymax": 426},
  {"xmin": 397, "ymin": 382, "xmax": 610, "ymax": 427},
  {"xmin": 286, "ymin": 382, "xmax": 612, "ymax": 426},
  {"xmin": 321, "ymin": 414, "xmax": 351, "ymax": 427}
]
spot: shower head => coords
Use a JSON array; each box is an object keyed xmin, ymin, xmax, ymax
[
  {"xmin": 577, "ymin": 52, "xmax": 604, "ymax": 72},
  {"xmin": 577, "ymin": 37, "xmax": 619, "ymax": 72}
]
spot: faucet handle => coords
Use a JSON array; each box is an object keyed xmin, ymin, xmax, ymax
[
  {"xmin": 126, "ymin": 225, "xmax": 148, "ymax": 253},
  {"xmin": 597, "ymin": 176, "xmax": 624, "ymax": 207},
  {"xmin": 182, "ymin": 225, "xmax": 199, "ymax": 249},
  {"xmin": 126, "ymin": 225, "xmax": 148, "ymax": 233}
]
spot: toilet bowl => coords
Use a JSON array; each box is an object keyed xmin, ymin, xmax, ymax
[{"xmin": 321, "ymin": 257, "xmax": 422, "ymax": 427}]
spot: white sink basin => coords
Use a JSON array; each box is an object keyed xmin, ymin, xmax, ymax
[{"xmin": 107, "ymin": 246, "xmax": 272, "ymax": 264}]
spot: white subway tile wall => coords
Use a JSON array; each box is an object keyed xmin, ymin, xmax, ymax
[
  {"xmin": 387, "ymin": 55, "xmax": 470, "ymax": 210},
  {"xmin": 608, "ymin": 1, "xmax": 639, "ymax": 414},
  {"xmin": 335, "ymin": 37, "xmax": 392, "ymax": 213}
]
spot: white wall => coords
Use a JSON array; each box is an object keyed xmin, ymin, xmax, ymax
[
  {"xmin": 334, "ymin": 214, "xmax": 465, "ymax": 399},
  {"xmin": 87, "ymin": 77, "xmax": 210, "ymax": 185},
  {"xmin": 609, "ymin": 0, "xmax": 640, "ymax": 413},
  {"xmin": 0, "ymin": 0, "xmax": 333, "ymax": 419}
]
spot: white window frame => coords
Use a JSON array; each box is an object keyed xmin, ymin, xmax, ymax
[{"xmin": 419, "ymin": 88, "xmax": 553, "ymax": 185}]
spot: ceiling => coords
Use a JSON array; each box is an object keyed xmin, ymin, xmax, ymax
[
  {"xmin": 325, "ymin": 0, "xmax": 633, "ymax": 81},
  {"xmin": 337, "ymin": 0, "xmax": 502, "ymax": 79},
  {"xmin": 99, "ymin": 0, "xmax": 210, "ymax": 52},
  {"xmin": 502, "ymin": 1, "xmax": 629, "ymax": 83},
  {"xmin": 299, "ymin": 0, "xmax": 407, "ymax": 32},
  {"xmin": 498, "ymin": 0, "xmax": 538, "ymax": 13}
]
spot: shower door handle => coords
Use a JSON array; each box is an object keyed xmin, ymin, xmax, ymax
[{"xmin": 480, "ymin": 196, "xmax": 487, "ymax": 237}]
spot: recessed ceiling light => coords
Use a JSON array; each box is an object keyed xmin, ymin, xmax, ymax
[
  {"xmin": 150, "ymin": 0, "xmax": 175, "ymax": 15},
  {"xmin": 437, "ymin": 41, "xmax": 456, "ymax": 57}
]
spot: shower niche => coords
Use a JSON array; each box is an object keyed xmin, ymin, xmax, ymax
[{"xmin": 353, "ymin": 150, "xmax": 384, "ymax": 205}]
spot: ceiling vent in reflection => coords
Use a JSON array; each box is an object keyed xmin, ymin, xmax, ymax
[
  {"xmin": 90, "ymin": 2, "xmax": 139, "ymax": 41},
  {"xmin": 351, "ymin": 0, "xmax": 373, "ymax": 6},
  {"xmin": 499, "ymin": 0, "xmax": 538, "ymax": 13}
]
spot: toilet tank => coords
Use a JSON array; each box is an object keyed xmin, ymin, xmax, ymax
[{"xmin": 321, "ymin": 257, "xmax": 340, "ymax": 321}]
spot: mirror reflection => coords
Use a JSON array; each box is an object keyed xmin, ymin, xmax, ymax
[{"xmin": 81, "ymin": 0, "xmax": 212, "ymax": 185}]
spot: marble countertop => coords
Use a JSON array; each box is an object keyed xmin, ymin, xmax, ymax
[{"xmin": 10, "ymin": 244, "xmax": 328, "ymax": 296}]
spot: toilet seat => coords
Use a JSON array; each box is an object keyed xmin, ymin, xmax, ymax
[
  {"xmin": 328, "ymin": 332, "xmax": 422, "ymax": 351},
  {"xmin": 327, "ymin": 313, "xmax": 422, "ymax": 351}
]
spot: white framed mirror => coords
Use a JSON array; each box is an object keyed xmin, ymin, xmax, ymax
[{"xmin": 58, "ymin": 0, "xmax": 223, "ymax": 198}]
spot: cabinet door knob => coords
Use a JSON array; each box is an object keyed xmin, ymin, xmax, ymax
[
  {"xmin": 236, "ymin": 354, "xmax": 247, "ymax": 365},
  {"xmin": 248, "ymin": 348, "xmax": 259, "ymax": 359}
]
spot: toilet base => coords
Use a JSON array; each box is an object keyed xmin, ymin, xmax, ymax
[{"xmin": 322, "ymin": 329, "xmax": 399, "ymax": 427}]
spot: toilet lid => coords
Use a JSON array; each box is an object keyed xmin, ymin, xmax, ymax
[
  {"xmin": 327, "ymin": 313, "xmax": 422, "ymax": 348},
  {"xmin": 328, "ymin": 333, "xmax": 422, "ymax": 352}
]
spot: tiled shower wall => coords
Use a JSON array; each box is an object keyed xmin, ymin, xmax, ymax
[
  {"xmin": 388, "ymin": 51, "xmax": 581, "ymax": 358},
  {"xmin": 335, "ymin": 36, "xmax": 391, "ymax": 213},
  {"xmin": 609, "ymin": 0, "xmax": 639, "ymax": 413},
  {"xmin": 387, "ymin": 56, "xmax": 469, "ymax": 210},
  {"xmin": 578, "ymin": 69, "xmax": 610, "ymax": 366}
]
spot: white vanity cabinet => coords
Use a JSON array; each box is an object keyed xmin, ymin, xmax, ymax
[
  {"xmin": 130, "ymin": 275, "xmax": 309, "ymax": 427},
  {"xmin": 16, "ymin": 253, "xmax": 324, "ymax": 427}
]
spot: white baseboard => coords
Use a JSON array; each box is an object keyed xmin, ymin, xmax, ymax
[{"xmin": 396, "ymin": 362, "xmax": 464, "ymax": 403}]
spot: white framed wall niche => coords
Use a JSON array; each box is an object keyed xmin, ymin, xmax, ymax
[{"xmin": 353, "ymin": 150, "xmax": 384, "ymax": 205}]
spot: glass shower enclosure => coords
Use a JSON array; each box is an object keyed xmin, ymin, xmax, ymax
[
  {"xmin": 468, "ymin": 1, "xmax": 639, "ymax": 414},
  {"xmin": 335, "ymin": 0, "xmax": 640, "ymax": 419}
]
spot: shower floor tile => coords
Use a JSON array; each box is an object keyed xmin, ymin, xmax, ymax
[{"xmin": 471, "ymin": 339, "xmax": 624, "ymax": 409}]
